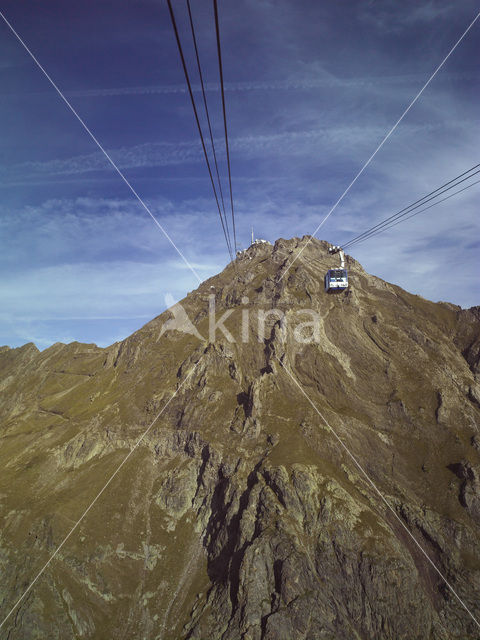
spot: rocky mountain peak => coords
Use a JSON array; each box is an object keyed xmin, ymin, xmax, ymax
[{"xmin": 0, "ymin": 236, "xmax": 479, "ymax": 639}]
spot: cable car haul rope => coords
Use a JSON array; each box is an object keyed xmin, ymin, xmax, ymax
[
  {"xmin": 342, "ymin": 163, "xmax": 480, "ymax": 250},
  {"xmin": 167, "ymin": 0, "xmax": 237, "ymax": 262}
]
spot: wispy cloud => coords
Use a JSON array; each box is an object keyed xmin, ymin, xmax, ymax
[
  {"xmin": 2, "ymin": 117, "xmax": 476, "ymax": 185},
  {"xmin": 0, "ymin": 195, "xmax": 230, "ymax": 267},
  {"xmin": 57, "ymin": 71, "xmax": 479, "ymax": 97},
  {"xmin": 359, "ymin": 0, "xmax": 470, "ymax": 32},
  {"xmin": 2, "ymin": 70, "xmax": 476, "ymax": 102},
  {"xmin": 0, "ymin": 142, "xmax": 203, "ymax": 178}
]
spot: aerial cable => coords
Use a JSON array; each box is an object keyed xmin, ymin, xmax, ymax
[
  {"xmin": 343, "ymin": 169, "xmax": 480, "ymax": 250},
  {"xmin": 166, "ymin": 0, "xmax": 234, "ymax": 262},
  {"xmin": 186, "ymin": 0, "xmax": 231, "ymax": 244},
  {"xmin": 346, "ymin": 177, "xmax": 480, "ymax": 248},
  {"xmin": 344, "ymin": 171, "xmax": 480, "ymax": 249},
  {"xmin": 342, "ymin": 164, "xmax": 480, "ymax": 249},
  {"xmin": 213, "ymin": 0, "xmax": 237, "ymax": 254},
  {"xmin": 343, "ymin": 164, "xmax": 480, "ymax": 248}
]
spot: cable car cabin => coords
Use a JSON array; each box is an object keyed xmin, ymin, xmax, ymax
[{"xmin": 324, "ymin": 268, "xmax": 348, "ymax": 293}]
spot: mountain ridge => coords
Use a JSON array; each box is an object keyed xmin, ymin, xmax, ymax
[{"xmin": 0, "ymin": 235, "xmax": 479, "ymax": 639}]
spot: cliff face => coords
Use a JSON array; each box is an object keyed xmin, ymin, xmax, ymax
[{"xmin": 0, "ymin": 236, "xmax": 479, "ymax": 639}]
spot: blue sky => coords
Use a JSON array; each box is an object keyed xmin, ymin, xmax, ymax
[{"xmin": 0, "ymin": 0, "xmax": 479, "ymax": 349}]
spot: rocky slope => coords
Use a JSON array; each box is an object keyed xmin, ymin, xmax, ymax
[{"xmin": 0, "ymin": 236, "xmax": 479, "ymax": 639}]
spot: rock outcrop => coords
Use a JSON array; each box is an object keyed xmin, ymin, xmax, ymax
[{"xmin": 0, "ymin": 236, "xmax": 479, "ymax": 639}]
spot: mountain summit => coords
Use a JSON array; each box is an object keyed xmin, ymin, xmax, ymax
[{"xmin": 1, "ymin": 236, "xmax": 479, "ymax": 639}]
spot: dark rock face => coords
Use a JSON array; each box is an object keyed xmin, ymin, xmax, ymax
[{"xmin": 0, "ymin": 236, "xmax": 480, "ymax": 639}]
